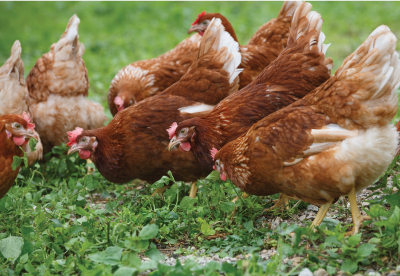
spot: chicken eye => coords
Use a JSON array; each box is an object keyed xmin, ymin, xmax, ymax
[
  {"xmin": 81, "ymin": 137, "xmax": 87, "ymax": 142},
  {"xmin": 180, "ymin": 129, "xmax": 186, "ymax": 134},
  {"xmin": 15, "ymin": 123, "xmax": 21, "ymax": 129},
  {"xmin": 203, "ymin": 21, "xmax": 208, "ymax": 25}
]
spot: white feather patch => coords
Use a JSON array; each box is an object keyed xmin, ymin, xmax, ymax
[{"xmin": 178, "ymin": 104, "xmax": 215, "ymax": 114}]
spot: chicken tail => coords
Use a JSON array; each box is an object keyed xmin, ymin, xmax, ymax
[
  {"xmin": 287, "ymin": 2, "xmax": 333, "ymax": 72},
  {"xmin": 309, "ymin": 25, "xmax": 400, "ymax": 129},
  {"xmin": 197, "ymin": 18, "xmax": 243, "ymax": 84},
  {"xmin": 55, "ymin": 14, "xmax": 84, "ymax": 57},
  {"xmin": 0, "ymin": 40, "xmax": 25, "ymax": 83},
  {"xmin": 278, "ymin": 1, "xmax": 302, "ymax": 18}
]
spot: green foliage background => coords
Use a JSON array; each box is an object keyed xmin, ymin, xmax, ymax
[
  {"xmin": 2, "ymin": 2, "xmax": 400, "ymax": 275},
  {"xmin": 1, "ymin": 1, "xmax": 400, "ymax": 118}
]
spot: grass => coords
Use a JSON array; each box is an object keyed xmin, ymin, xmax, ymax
[{"xmin": 1, "ymin": 1, "xmax": 400, "ymax": 275}]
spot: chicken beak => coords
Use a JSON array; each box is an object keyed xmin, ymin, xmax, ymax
[
  {"xmin": 26, "ymin": 129, "xmax": 39, "ymax": 141},
  {"xmin": 168, "ymin": 136, "xmax": 180, "ymax": 151},
  {"xmin": 188, "ymin": 25, "xmax": 201, "ymax": 34},
  {"xmin": 68, "ymin": 144, "xmax": 81, "ymax": 155}
]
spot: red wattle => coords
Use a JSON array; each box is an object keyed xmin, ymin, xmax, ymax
[
  {"xmin": 117, "ymin": 105, "xmax": 125, "ymax": 112},
  {"xmin": 220, "ymin": 173, "xmax": 227, "ymax": 181},
  {"xmin": 199, "ymin": 31, "xmax": 204, "ymax": 36},
  {"xmin": 179, "ymin": 142, "xmax": 191, "ymax": 151},
  {"xmin": 13, "ymin": 136, "xmax": 26, "ymax": 146},
  {"xmin": 79, "ymin": 149, "xmax": 91, "ymax": 160}
]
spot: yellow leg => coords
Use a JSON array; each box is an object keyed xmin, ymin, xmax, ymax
[
  {"xmin": 262, "ymin": 194, "xmax": 292, "ymax": 213},
  {"xmin": 151, "ymin": 185, "xmax": 169, "ymax": 197},
  {"xmin": 87, "ymin": 159, "xmax": 94, "ymax": 174},
  {"xmin": 231, "ymin": 193, "xmax": 250, "ymax": 218},
  {"xmin": 189, "ymin": 182, "xmax": 198, "ymax": 199},
  {"xmin": 347, "ymin": 187, "xmax": 371, "ymax": 235},
  {"xmin": 311, "ymin": 199, "xmax": 334, "ymax": 229},
  {"xmin": 232, "ymin": 192, "xmax": 249, "ymax": 203}
]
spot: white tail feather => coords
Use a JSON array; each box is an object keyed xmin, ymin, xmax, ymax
[
  {"xmin": 66, "ymin": 15, "xmax": 80, "ymax": 43},
  {"xmin": 279, "ymin": 1, "xmax": 302, "ymax": 18},
  {"xmin": 202, "ymin": 18, "xmax": 243, "ymax": 84}
]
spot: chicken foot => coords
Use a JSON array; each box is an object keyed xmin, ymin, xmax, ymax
[
  {"xmin": 231, "ymin": 192, "xmax": 250, "ymax": 218},
  {"xmin": 189, "ymin": 182, "xmax": 198, "ymax": 199},
  {"xmin": 310, "ymin": 199, "xmax": 334, "ymax": 231},
  {"xmin": 346, "ymin": 187, "xmax": 371, "ymax": 235},
  {"xmin": 262, "ymin": 193, "xmax": 292, "ymax": 214},
  {"xmin": 151, "ymin": 185, "xmax": 170, "ymax": 197}
]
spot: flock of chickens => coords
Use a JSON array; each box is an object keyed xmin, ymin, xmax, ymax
[{"xmin": 1, "ymin": 1, "xmax": 400, "ymax": 235}]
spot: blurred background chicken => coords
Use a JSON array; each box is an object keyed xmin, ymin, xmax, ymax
[
  {"xmin": 188, "ymin": 1, "xmax": 301, "ymax": 88},
  {"xmin": 214, "ymin": 24, "xmax": 400, "ymax": 235},
  {"xmin": 0, "ymin": 40, "xmax": 42, "ymax": 165},
  {"xmin": 26, "ymin": 15, "xmax": 107, "ymax": 154}
]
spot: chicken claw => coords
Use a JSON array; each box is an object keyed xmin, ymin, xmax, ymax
[
  {"xmin": 346, "ymin": 187, "xmax": 371, "ymax": 235},
  {"xmin": 151, "ymin": 186, "xmax": 169, "ymax": 197},
  {"xmin": 262, "ymin": 194, "xmax": 292, "ymax": 214}
]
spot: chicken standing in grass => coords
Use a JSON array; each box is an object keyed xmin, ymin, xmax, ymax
[
  {"xmin": 169, "ymin": 3, "xmax": 333, "ymax": 203},
  {"xmin": 188, "ymin": 1, "xmax": 301, "ymax": 89},
  {"xmin": 26, "ymin": 14, "xmax": 107, "ymax": 154},
  {"xmin": 0, "ymin": 40, "xmax": 43, "ymax": 165},
  {"xmin": 0, "ymin": 112, "xmax": 39, "ymax": 199},
  {"xmin": 213, "ymin": 25, "xmax": 400, "ymax": 235},
  {"xmin": 67, "ymin": 18, "xmax": 242, "ymax": 195}
]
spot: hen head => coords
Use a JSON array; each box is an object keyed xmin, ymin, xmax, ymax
[
  {"xmin": 67, "ymin": 127, "xmax": 98, "ymax": 160},
  {"xmin": 211, "ymin": 148, "xmax": 228, "ymax": 181},
  {"xmin": 167, "ymin": 121, "xmax": 197, "ymax": 152},
  {"xmin": 188, "ymin": 12, "xmax": 237, "ymax": 42},
  {"xmin": 187, "ymin": 11, "xmax": 213, "ymax": 36},
  {"xmin": 1, "ymin": 112, "xmax": 38, "ymax": 146}
]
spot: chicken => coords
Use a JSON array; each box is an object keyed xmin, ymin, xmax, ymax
[
  {"xmin": 67, "ymin": 18, "xmax": 242, "ymax": 194},
  {"xmin": 0, "ymin": 112, "xmax": 39, "ymax": 199},
  {"xmin": 213, "ymin": 25, "xmax": 400, "ymax": 235},
  {"xmin": 108, "ymin": 33, "xmax": 202, "ymax": 116},
  {"xmin": 26, "ymin": 15, "xmax": 107, "ymax": 153},
  {"xmin": 169, "ymin": 3, "xmax": 332, "ymax": 181},
  {"xmin": 188, "ymin": 1, "xmax": 301, "ymax": 88},
  {"xmin": 0, "ymin": 40, "xmax": 43, "ymax": 165}
]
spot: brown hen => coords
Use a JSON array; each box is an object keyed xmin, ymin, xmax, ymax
[
  {"xmin": 67, "ymin": 19, "xmax": 242, "ymax": 192},
  {"xmin": 108, "ymin": 33, "xmax": 202, "ymax": 116},
  {"xmin": 0, "ymin": 41, "xmax": 43, "ymax": 165},
  {"xmin": 214, "ymin": 25, "xmax": 400, "ymax": 235},
  {"xmin": 188, "ymin": 1, "xmax": 301, "ymax": 88},
  {"xmin": 0, "ymin": 113, "xmax": 39, "ymax": 199},
  {"xmin": 26, "ymin": 15, "xmax": 107, "ymax": 153},
  {"xmin": 169, "ymin": 3, "xmax": 332, "ymax": 181}
]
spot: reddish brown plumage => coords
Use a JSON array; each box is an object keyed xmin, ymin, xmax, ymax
[
  {"xmin": 215, "ymin": 25, "xmax": 399, "ymax": 207},
  {"xmin": 108, "ymin": 34, "xmax": 202, "ymax": 116},
  {"xmin": 68, "ymin": 19, "xmax": 241, "ymax": 184},
  {"xmin": 171, "ymin": 3, "xmax": 333, "ymax": 174},
  {"xmin": 188, "ymin": 1, "xmax": 302, "ymax": 88},
  {"xmin": 0, "ymin": 114, "xmax": 34, "ymax": 199}
]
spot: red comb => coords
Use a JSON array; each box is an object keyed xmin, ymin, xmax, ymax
[
  {"xmin": 67, "ymin": 127, "xmax": 83, "ymax": 146},
  {"xmin": 167, "ymin": 122, "xmax": 178, "ymax": 139},
  {"xmin": 192, "ymin": 11, "xmax": 206, "ymax": 25},
  {"xmin": 210, "ymin": 148, "xmax": 218, "ymax": 161},
  {"xmin": 22, "ymin": 112, "xmax": 35, "ymax": 130}
]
